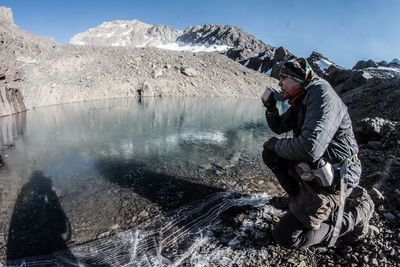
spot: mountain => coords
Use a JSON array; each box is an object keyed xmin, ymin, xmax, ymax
[
  {"xmin": 70, "ymin": 19, "xmax": 182, "ymax": 48},
  {"xmin": 70, "ymin": 20, "xmax": 272, "ymax": 61},
  {"xmin": 353, "ymin": 59, "xmax": 400, "ymax": 70},
  {"xmin": 72, "ymin": 19, "xmax": 358, "ymax": 80},
  {"xmin": 391, "ymin": 58, "xmax": 400, "ymax": 65},
  {"xmin": 0, "ymin": 7, "xmax": 56, "ymax": 117},
  {"xmin": 0, "ymin": 7, "xmax": 278, "ymax": 117}
]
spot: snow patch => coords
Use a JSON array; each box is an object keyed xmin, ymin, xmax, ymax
[
  {"xmin": 362, "ymin": 71, "xmax": 373, "ymax": 79},
  {"xmin": 265, "ymin": 69, "xmax": 272, "ymax": 76},
  {"xmin": 367, "ymin": 66, "xmax": 400, "ymax": 72},
  {"xmin": 315, "ymin": 58, "xmax": 332, "ymax": 73},
  {"xmin": 257, "ymin": 63, "xmax": 262, "ymax": 72},
  {"xmin": 243, "ymin": 59, "xmax": 250, "ymax": 67},
  {"xmin": 155, "ymin": 42, "xmax": 231, "ymax": 53}
]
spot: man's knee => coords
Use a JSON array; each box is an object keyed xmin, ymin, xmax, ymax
[{"xmin": 262, "ymin": 148, "xmax": 279, "ymax": 169}]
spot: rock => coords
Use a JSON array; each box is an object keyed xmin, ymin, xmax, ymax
[
  {"xmin": 181, "ymin": 67, "xmax": 196, "ymax": 77},
  {"xmin": 363, "ymin": 255, "xmax": 369, "ymax": 264},
  {"xmin": 369, "ymin": 225, "xmax": 380, "ymax": 235},
  {"xmin": 353, "ymin": 59, "xmax": 378, "ymax": 70},
  {"xmin": 354, "ymin": 117, "xmax": 390, "ymax": 144},
  {"xmin": 139, "ymin": 210, "xmax": 149, "ymax": 217},
  {"xmin": 97, "ymin": 231, "xmax": 112, "ymax": 239},
  {"xmin": 138, "ymin": 81, "xmax": 154, "ymax": 97},
  {"xmin": 0, "ymin": 87, "xmax": 27, "ymax": 117},
  {"xmin": 383, "ymin": 212, "xmax": 396, "ymax": 221},
  {"xmin": 0, "ymin": 73, "xmax": 5, "ymax": 80},
  {"xmin": 11, "ymin": 69, "xmax": 24, "ymax": 81},
  {"xmin": 111, "ymin": 224, "xmax": 120, "ymax": 230},
  {"xmin": 152, "ymin": 67, "xmax": 163, "ymax": 78},
  {"xmin": 370, "ymin": 257, "xmax": 379, "ymax": 266},
  {"xmin": 367, "ymin": 141, "xmax": 382, "ymax": 150},
  {"xmin": 370, "ymin": 188, "xmax": 385, "ymax": 203}
]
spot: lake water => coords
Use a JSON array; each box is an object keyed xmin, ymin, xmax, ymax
[{"xmin": 0, "ymin": 96, "xmax": 283, "ymax": 264}]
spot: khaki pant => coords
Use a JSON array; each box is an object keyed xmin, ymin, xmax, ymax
[{"xmin": 262, "ymin": 148, "xmax": 351, "ymax": 230}]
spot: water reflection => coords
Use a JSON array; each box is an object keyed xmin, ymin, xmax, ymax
[{"xmin": 0, "ymin": 112, "xmax": 26, "ymax": 147}]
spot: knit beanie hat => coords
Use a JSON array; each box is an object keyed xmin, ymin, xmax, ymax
[{"xmin": 280, "ymin": 58, "xmax": 318, "ymax": 86}]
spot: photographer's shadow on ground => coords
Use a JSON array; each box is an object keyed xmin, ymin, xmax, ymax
[{"xmin": 6, "ymin": 171, "xmax": 77, "ymax": 265}]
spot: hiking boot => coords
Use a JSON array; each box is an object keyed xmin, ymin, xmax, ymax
[{"xmin": 341, "ymin": 186, "xmax": 375, "ymax": 243}]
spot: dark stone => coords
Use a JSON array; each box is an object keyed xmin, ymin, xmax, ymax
[{"xmin": 353, "ymin": 59, "xmax": 378, "ymax": 70}]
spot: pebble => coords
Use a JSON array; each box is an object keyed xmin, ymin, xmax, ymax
[
  {"xmin": 363, "ymin": 255, "xmax": 369, "ymax": 264},
  {"xmin": 111, "ymin": 224, "xmax": 120, "ymax": 230},
  {"xmin": 350, "ymin": 254, "xmax": 359, "ymax": 263},
  {"xmin": 389, "ymin": 248, "xmax": 396, "ymax": 257},
  {"xmin": 139, "ymin": 210, "xmax": 149, "ymax": 217},
  {"xmin": 370, "ymin": 257, "xmax": 379, "ymax": 266},
  {"xmin": 369, "ymin": 225, "xmax": 380, "ymax": 235}
]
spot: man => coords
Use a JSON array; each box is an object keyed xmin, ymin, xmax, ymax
[{"xmin": 262, "ymin": 58, "xmax": 374, "ymax": 249}]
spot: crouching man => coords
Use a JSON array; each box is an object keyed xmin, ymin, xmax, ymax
[{"xmin": 262, "ymin": 58, "xmax": 374, "ymax": 248}]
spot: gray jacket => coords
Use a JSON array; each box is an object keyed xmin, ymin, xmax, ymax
[{"xmin": 267, "ymin": 78, "xmax": 360, "ymax": 187}]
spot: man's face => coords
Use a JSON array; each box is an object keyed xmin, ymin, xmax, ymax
[{"xmin": 278, "ymin": 75, "xmax": 302, "ymax": 94}]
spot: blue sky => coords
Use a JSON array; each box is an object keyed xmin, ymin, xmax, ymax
[{"xmin": 2, "ymin": 0, "xmax": 399, "ymax": 68}]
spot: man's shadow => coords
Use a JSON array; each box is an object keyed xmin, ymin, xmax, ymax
[{"xmin": 6, "ymin": 171, "xmax": 77, "ymax": 264}]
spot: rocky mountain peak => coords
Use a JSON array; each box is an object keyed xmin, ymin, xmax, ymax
[
  {"xmin": 0, "ymin": 6, "xmax": 14, "ymax": 25},
  {"xmin": 306, "ymin": 51, "xmax": 335, "ymax": 77},
  {"xmin": 391, "ymin": 58, "xmax": 400, "ymax": 65},
  {"xmin": 178, "ymin": 24, "xmax": 271, "ymax": 55},
  {"xmin": 353, "ymin": 59, "xmax": 400, "ymax": 70},
  {"xmin": 70, "ymin": 19, "xmax": 182, "ymax": 47}
]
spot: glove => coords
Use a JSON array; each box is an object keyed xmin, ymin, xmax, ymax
[
  {"xmin": 261, "ymin": 89, "xmax": 277, "ymax": 112},
  {"xmin": 263, "ymin": 137, "xmax": 279, "ymax": 152}
]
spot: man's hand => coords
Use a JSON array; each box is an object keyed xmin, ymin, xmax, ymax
[
  {"xmin": 263, "ymin": 137, "xmax": 279, "ymax": 152},
  {"xmin": 261, "ymin": 89, "xmax": 277, "ymax": 112}
]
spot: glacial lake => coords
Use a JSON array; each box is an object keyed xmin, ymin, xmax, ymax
[{"xmin": 0, "ymin": 96, "xmax": 284, "ymax": 265}]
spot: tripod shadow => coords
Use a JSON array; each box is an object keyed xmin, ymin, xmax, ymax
[{"xmin": 6, "ymin": 171, "xmax": 77, "ymax": 265}]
